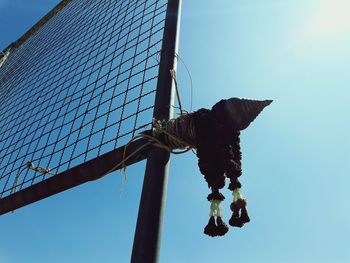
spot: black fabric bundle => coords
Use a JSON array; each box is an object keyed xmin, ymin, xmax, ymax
[
  {"xmin": 152, "ymin": 97, "xmax": 272, "ymax": 237},
  {"xmin": 192, "ymin": 98, "xmax": 272, "ymax": 237}
]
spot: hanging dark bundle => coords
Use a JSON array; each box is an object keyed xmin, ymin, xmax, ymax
[{"xmin": 152, "ymin": 97, "xmax": 272, "ymax": 237}]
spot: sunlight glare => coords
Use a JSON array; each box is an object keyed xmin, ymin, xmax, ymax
[{"xmin": 294, "ymin": 0, "xmax": 350, "ymax": 52}]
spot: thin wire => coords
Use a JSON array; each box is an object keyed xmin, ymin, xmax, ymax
[
  {"xmin": 170, "ymin": 69, "xmax": 183, "ymax": 115},
  {"xmin": 175, "ymin": 52, "xmax": 193, "ymax": 112}
]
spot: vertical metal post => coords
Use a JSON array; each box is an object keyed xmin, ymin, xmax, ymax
[{"xmin": 131, "ymin": 0, "xmax": 182, "ymax": 262}]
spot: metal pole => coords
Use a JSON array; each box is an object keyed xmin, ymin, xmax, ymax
[{"xmin": 131, "ymin": 0, "xmax": 182, "ymax": 262}]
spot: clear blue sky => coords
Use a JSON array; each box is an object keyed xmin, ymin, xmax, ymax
[{"xmin": 1, "ymin": 0, "xmax": 350, "ymax": 262}]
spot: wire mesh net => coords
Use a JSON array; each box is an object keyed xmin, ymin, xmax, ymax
[{"xmin": 0, "ymin": 0, "xmax": 168, "ymax": 198}]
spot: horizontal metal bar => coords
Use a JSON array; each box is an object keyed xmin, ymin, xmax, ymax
[{"xmin": 0, "ymin": 137, "xmax": 151, "ymax": 216}]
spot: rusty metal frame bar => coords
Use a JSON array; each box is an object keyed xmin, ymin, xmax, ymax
[
  {"xmin": 3, "ymin": 0, "xmax": 72, "ymax": 52},
  {"xmin": 0, "ymin": 137, "xmax": 151, "ymax": 215}
]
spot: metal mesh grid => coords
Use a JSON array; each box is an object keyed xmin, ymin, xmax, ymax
[{"xmin": 0, "ymin": 0, "xmax": 168, "ymax": 198}]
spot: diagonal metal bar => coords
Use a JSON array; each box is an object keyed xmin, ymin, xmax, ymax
[
  {"xmin": 3, "ymin": 0, "xmax": 72, "ymax": 51},
  {"xmin": 0, "ymin": 137, "xmax": 151, "ymax": 216}
]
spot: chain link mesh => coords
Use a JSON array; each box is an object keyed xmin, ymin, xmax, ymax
[{"xmin": 0, "ymin": 0, "xmax": 168, "ymax": 198}]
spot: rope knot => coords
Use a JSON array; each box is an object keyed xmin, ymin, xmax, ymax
[{"xmin": 151, "ymin": 115, "xmax": 195, "ymax": 152}]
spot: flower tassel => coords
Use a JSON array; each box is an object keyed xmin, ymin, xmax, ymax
[
  {"xmin": 229, "ymin": 188, "xmax": 250, "ymax": 228},
  {"xmin": 204, "ymin": 191, "xmax": 229, "ymax": 237}
]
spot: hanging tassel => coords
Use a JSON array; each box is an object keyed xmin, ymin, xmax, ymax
[
  {"xmin": 204, "ymin": 191, "xmax": 229, "ymax": 237},
  {"xmin": 216, "ymin": 216, "xmax": 229, "ymax": 236},
  {"xmin": 229, "ymin": 188, "xmax": 250, "ymax": 228},
  {"xmin": 204, "ymin": 216, "xmax": 217, "ymax": 237}
]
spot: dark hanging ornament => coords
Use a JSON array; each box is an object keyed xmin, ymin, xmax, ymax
[
  {"xmin": 204, "ymin": 190, "xmax": 228, "ymax": 237},
  {"xmin": 216, "ymin": 216, "xmax": 229, "ymax": 236},
  {"xmin": 204, "ymin": 216, "xmax": 217, "ymax": 237},
  {"xmin": 152, "ymin": 97, "xmax": 272, "ymax": 237},
  {"xmin": 193, "ymin": 98, "xmax": 271, "ymax": 236},
  {"xmin": 229, "ymin": 190, "xmax": 250, "ymax": 228}
]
